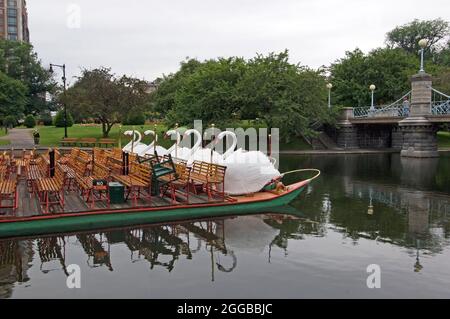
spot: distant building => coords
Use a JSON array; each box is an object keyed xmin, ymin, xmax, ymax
[{"xmin": 0, "ymin": 0, "xmax": 29, "ymax": 42}]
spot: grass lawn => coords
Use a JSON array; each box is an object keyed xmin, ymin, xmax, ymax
[
  {"xmin": 437, "ymin": 131, "xmax": 450, "ymax": 148},
  {"xmin": 35, "ymin": 124, "xmax": 171, "ymax": 147},
  {"xmin": 0, "ymin": 128, "xmax": 10, "ymax": 146},
  {"xmin": 32, "ymin": 123, "xmax": 313, "ymax": 151}
]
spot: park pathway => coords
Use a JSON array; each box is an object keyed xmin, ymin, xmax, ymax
[{"xmin": 0, "ymin": 128, "xmax": 35, "ymax": 149}]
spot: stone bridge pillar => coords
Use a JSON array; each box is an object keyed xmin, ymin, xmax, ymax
[
  {"xmin": 399, "ymin": 72, "xmax": 438, "ymax": 158},
  {"xmin": 336, "ymin": 107, "xmax": 358, "ymax": 149}
]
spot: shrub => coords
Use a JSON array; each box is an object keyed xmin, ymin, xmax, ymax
[
  {"xmin": 54, "ymin": 110, "xmax": 74, "ymax": 127},
  {"xmin": 123, "ymin": 112, "xmax": 146, "ymax": 125},
  {"xmin": 39, "ymin": 113, "xmax": 53, "ymax": 126},
  {"xmin": 24, "ymin": 114, "xmax": 36, "ymax": 128}
]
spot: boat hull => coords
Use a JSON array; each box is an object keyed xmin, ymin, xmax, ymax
[{"xmin": 0, "ymin": 181, "xmax": 307, "ymax": 239}]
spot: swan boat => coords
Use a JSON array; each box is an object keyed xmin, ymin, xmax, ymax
[{"xmin": 0, "ymin": 146, "xmax": 320, "ymax": 239}]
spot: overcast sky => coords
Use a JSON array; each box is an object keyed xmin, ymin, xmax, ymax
[{"xmin": 28, "ymin": 0, "xmax": 449, "ymax": 85}]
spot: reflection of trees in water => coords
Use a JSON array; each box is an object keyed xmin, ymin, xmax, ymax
[{"xmin": 0, "ymin": 240, "xmax": 33, "ymax": 298}]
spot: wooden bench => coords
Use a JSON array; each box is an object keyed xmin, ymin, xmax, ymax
[
  {"xmin": 36, "ymin": 164, "xmax": 66, "ymax": 214},
  {"xmin": 60, "ymin": 138, "xmax": 79, "ymax": 146},
  {"xmin": 190, "ymin": 161, "xmax": 226, "ymax": 201},
  {"xmin": 78, "ymin": 138, "xmax": 97, "ymax": 147},
  {"xmin": 112, "ymin": 162, "xmax": 152, "ymax": 206},
  {"xmin": 0, "ymin": 178, "xmax": 18, "ymax": 214},
  {"xmin": 98, "ymin": 138, "xmax": 116, "ymax": 148},
  {"xmin": 158, "ymin": 161, "xmax": 191, "ymax": 204},
  {"xmin": 76, "ymin": 162, "xmax": 111, "ymax": 208},
  {"xmin": 61, "ymin": 156, "xmax": 90, "ymax": 191},
  {"xmin": 26, "ymin": 155, "xmax": 50, "ymax": 193}
]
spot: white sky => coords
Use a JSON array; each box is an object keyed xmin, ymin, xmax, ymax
[{"xmin": 27, "ymin": 0, "xmax": 450, "ymax": 85}]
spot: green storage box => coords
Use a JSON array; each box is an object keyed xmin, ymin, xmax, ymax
[{"xmin": 109, "ymin": 182, "xmax": 125, "ymax": 204}]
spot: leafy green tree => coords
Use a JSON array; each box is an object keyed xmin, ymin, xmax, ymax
[
  {"xmin": 238, "ymin": 51, "xmax": 334, "ymax": 139},
  {"xmin": 0, "ymin": 71, "xmax": 28, "ymax": 118},
  {"xmin": 329, "ymin": 48, "xmax": 418, "ymax": 107},
  {"xmin": 152, "ymin": 59, "xmax": 203, "ymax": 117},
  {"xmin": 156, "ymin": 51, "xmax": 334, "ymax": 141},
  {"xmin": 63, "ymin": 67, "xmax": 150, "ymax": 137},
  {"xmin": 123, "ymin": 112, "xmax": 146, "ymax": 125},
  {"xmin": 165, "ymin": 57, "xmax": 247, "ymax": 127},
  {"xmin": 53, "ymin": 110, "xmax": 74, "ymax": 127},
  {"xmin": 386, "ymin": 18, "xmax": 449, "ymax": 55},
  {"xmin": 0, "ymin": 39, "xmax": 55, "ymax": 115},
  {"xmin": 24, "ymin": 114, "xmax": 36, "ymax": 128}
]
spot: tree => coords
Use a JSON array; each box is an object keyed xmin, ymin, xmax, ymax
[
  {"xmin": 386, "ymin": 18, "xmax": 449, "ymax": 55},
  {"xmin": 329, "ymin": 48, "xmax": 418, "ymax": 107},
  {"xmin": 152, "ymin": 59, "xmax": 203, "ymax": 117},
  {"xmin": 0, "ymin": 39, "xmax": 56, "ymax": 115},
  {"xmin": 64, "ymin": 67, "xmax": 150, "ymax": 137},
  {"xmin": 54, "ymin": 110, "xmax": 74, "ymax": 127},
  {"xmin": 237, "ymin": 51, "xmax": 334, "ymax": 139},
  {"xmin": 24, "ymin": 114, "xmax": 36, "ymax": 128},
  {"xmin": 155, "ymin": 51, "xmax": 335, "ymax": 141},
  {"xmin": 0, "ymin": 71, "xmax": 28, "ymax": 119}
]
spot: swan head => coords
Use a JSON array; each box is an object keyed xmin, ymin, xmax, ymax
[
  {"xmin": 164, "ymin": 129, "xmax": 178, "ymax": 139},
  {"xmin": 124, "ymin": 130, "xmax": 134, "ymax": 136},
  {"xmin": 144, "ymin": 130, "xmax": 156, "ymax": 136}
]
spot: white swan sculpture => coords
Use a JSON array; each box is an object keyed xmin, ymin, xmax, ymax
[
  {"xmin": 186, "ymin": 129, "xmax": 223, "ymax": 165},
  {"xmin": 140, "ymin": 130, "xmax": 168, "ymax": 156},
  {"xmin": 165, "ymin": 129, "xmax": 192, "ymax": 161},
  {"xmin": 122, "ymin": 130, "xmax": 148, "ymax": 154},
  {"xmin": 214, "ymin": 131, "xmax": 281, "ymax": 195}
]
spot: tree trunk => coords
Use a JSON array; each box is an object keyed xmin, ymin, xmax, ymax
[
  {"xmin": 102, "ymin": 121, "xmax": 107, "ymax": 137},
  {"xmin": 104, "ymin": 122, "xmax": 114, "ymax": 138}
]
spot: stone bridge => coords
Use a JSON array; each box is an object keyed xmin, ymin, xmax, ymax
[{"xmin": 333, "ymin": 72, "xmax": 450, "ymax": 158}]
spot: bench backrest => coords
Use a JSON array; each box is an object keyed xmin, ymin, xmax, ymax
[
  {"xmin": 209, "ymin": 163, "xmax": 226, "ymax": 182},
  {"xmin": 54, "ymin": 164, "xmax": 66, "ymax": 189},
  {"xmin": 191, "ymin": 161, "xmax": 226, "ymax": 182},
  {"xmin": 92, "ymin": 162, "xmax": 111, "ymax": 180},
  {"xmin": 129, "ymin": 162, "xmax": 151, "ymax": 185}
]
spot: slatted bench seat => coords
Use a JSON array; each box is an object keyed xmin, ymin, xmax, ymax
[
  {"xmin": 157, "ymin": 161, "xmax": 191, "ymax": 204},
  {"xmin": 98, "ymin": 138, "xmax": 116, "ymax": 148},
  {"xmin": 36, "ymin": 164, "xmax": 66, "ymax": 214},
  {"xmin": 190, "ymin": 161, "xmax": 226, "ymax": 201},
  {"xmin": 0, "ymin": 179, "xmax": 18, "ymax": 214},
  {"xmin": 78, "ymin": 138, "xmax": 97, "ymax": 147},
  {"xmin": 76, "ymin": 162, "xmax": 111, "ymax": 208},
  {"xmin": 60, "ymin": 138, "xmax": 79, "ymax": 146},
  {"xmin": 112, "ymin": 162, "xmax": 152, "ymax": 206},
  {"xmin": 26, "ymin": 156, "xmax": 49, "ymax": 193}
]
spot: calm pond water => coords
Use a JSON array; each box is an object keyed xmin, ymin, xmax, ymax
[{"xmin": 1, "ymin": 153, "xmax": 449, "ymax": 299}]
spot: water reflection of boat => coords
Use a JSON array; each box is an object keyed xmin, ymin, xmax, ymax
[{"xmin": 0, "ymin": 172, "xmax": 319, "ymax": 239}]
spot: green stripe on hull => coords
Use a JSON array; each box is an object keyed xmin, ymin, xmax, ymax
[{"xmin": 0, "ymin": 186, "xmax": 305, "ymax": 239}]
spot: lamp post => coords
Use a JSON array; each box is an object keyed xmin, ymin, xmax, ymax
[
  {"xmin": 49, "ymin": 63, "xmax": 68, "ymax": 138},
  {"xmin": 369, "ymin": 84, "xmax": 376, "ymax": 111},
  {"xmin": 326, "ymin": 83, "xmax": 333, "ymax": 108},
  {"xmin": 418, "ymin": 38, "xmax": 428, "ymax": 73}
]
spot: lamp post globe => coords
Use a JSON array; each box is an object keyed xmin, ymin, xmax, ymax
[
  {"xmin": 418, "ymin": 39, "xmax": 428, "ymax": 72},
  {"xmin": 418, "ymin": 38, "xmax": 428, "ymax": 49},
  {"xmin": 326, "ymin": 83, "xmax": 333, "ymax": 108},
  {"xmin": 369, "ymin": 84, "xmax": 376, "ymax": 110}
]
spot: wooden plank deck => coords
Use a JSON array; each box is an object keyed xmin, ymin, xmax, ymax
[{"xmin": 0, "ymin": 178, "xmax": 223, "ymax": 219}]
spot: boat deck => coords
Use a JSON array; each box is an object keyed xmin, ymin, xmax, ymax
[{"xmin": 1, "ymin": 176, "xmax": 225, "ymax": 219}]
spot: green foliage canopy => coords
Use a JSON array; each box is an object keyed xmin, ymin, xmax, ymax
[
  {"xmin": 0, "ymin": 39, "xmax": 55, "ymax": 115},
  {"xmin": 63, "ymin": 67, "xmax": 150, "ymax": 137},
  {"xmin": 154, "ymin": 51, "xmax": 334, "ymax": 140}
]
